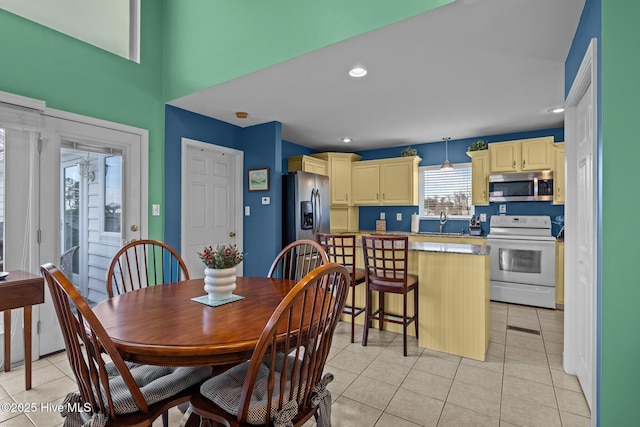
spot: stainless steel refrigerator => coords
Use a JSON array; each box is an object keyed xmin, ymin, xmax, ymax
[{"xmin": 283, "ymin": 171, "xmax": 330, "ymax": 246}]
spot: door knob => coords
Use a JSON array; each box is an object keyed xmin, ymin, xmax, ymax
[
  {"xmin": 229, "ymin": 232, "xmax": 236, "ymax": 237},
  {"xmin": 130, "ymin": 225, "xmax": 138, "ymax": 232}
]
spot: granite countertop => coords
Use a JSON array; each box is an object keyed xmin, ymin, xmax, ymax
[
  {"xmin": 352, "ymin": 234, "xmax": 490, "ymax": 256},
  {"xmin": 356, "ymin": 230, "xmax": 486, "ymax": 239},
  {"xmin": 408, "ymin": 241, "xmax": 490, "ymax": 256}
]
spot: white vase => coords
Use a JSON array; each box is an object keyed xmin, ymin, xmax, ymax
[{"xmin": 204, "ymin": 267, "xmax": 237, "ymax": 301}]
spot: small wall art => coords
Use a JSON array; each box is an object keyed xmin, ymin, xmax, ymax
[{"xmin": 248, "ymin": 168, "xmax": 269, "ymax": 191}]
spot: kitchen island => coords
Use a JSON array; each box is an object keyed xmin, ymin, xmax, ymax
[{"xmin": 353, "ymin": 237, "xmax": 490, "ymax": 361}]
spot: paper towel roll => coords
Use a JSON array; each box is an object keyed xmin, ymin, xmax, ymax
[{"xmin": 411, "ymin": 214, "xmax": 420, "ymax": 233}]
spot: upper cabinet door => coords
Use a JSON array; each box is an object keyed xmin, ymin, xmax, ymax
[
  {"xmin": 468, "ymin": 150, "xmax": 490, "ymax": 206},
  {"xmin": 329, "ymin": 155, "xmax": 353, "ymax": 205},
  {"xmin": 489, "ymin": 141, "xmax": 520, "ymax": 172},
  {"xmin": 380, "ymin": 157, "xmax": 420, "ymax": 205},
  {"xmin": 352, "ymin": 162, "xmax": 381, "ymax": 205},
  {"xmin": 521, "ymin": 137, "xmax": 553, "ymax": 171}
]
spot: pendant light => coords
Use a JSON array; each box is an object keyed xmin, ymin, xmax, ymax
[{"xmin": 440, "ymin": 137, "xmax": 454, "ymax": 170}]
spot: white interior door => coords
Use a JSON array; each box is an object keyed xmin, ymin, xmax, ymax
[
  {"xmin": 565, "ymin": 39, "xmax": 597, "ymax": 418},
  {"xmin": 181, "ymin": 138, "xmax": 243, "ymax": 278},
  {"xmin": 575, "ymin": 81, "xmax": 595, "ymax": 408}
]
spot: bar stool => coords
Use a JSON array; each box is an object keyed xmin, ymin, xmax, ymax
[
  {"xmin": 361, "ymin": 235, "xmax": 418, "ymax": 356},
  {"xmin": 317, "ymin": 233, "xmax": 366, "ymax": 342}
]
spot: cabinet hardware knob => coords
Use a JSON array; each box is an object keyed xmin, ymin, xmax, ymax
[
  {"xmin": 512, "ymin": 160, "xmax": 516, "ymax": 168},
  {"xmin": 229, "ymin": 232, "xmax": 236, "ymax": 237},
  {"xmin": 130, "ymin": 225, "xmax": 138, "ymax": 232},
  {"xmin": 523, "ymin": 159, "xmax": 526, "ymax": 168},
  {"xmin": 376, "ymin": 193, "xmax": 379, "ymax": 200}
]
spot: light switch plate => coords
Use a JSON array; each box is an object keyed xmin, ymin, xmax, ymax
[
  {"xmin": 261, "ymin": 197, "xmax": 270, "ymax": 205},
  {"xmin": 396, "ymin": 213, "xmax": 402, "ymax": 221},
  {"xmin": 152, "ymin": 204, "xmax": 160, "ymax": 216},
  {"xmin": 244, "ymin": 206, "xmax": 250, "ymax": 216}
]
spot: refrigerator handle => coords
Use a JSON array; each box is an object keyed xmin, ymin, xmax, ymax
[
  {"xmin": 315, "ymin": 189, "xmax": 322, "ymax": 234},
  {"xmin": 311, "ymin": 189, "xmax": 317, "ymax": 234}
]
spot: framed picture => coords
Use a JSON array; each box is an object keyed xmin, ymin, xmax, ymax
[{"xmin": 248, "ymin": 168, "xmax": 269, "ymax": 191}]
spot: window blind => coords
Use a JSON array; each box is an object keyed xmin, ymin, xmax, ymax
[{"xmin": 419, "ymin": 163, "xmax": 473, "ymax": 217}]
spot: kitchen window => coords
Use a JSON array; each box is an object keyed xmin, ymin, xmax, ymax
[{"xmin": 419, "ymin": 163, "xmax": 473, "ymax": 218}]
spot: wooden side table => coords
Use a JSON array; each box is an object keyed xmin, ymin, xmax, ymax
[{"xmin": 0, "ymin": 270, "xmax": 44, "ymax": 390}]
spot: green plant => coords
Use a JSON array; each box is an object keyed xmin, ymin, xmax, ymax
[
  {"xmin": 198, "ymin": 244, "xmax": 244, "ymax": 269},
  {"xmin": 468, "ymin": 140, "xmax": 488, "ymax": 151},
  {"xmin": 401, "ymin": 146, "xmax": 417, "ymax": 157}
]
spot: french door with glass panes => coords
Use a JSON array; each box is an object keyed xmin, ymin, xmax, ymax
[{"xmin": 0, "ymin": 111, "xmax": 147, "ymax": 362}]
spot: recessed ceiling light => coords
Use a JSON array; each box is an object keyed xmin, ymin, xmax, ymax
[
  {"xmin": 341, "ymin": 137, "xmax": 353, "ymax": 143},
  {"xmin": 547, "ymin": 107, "xmax": 565, "ymax": 114},
  {"xmin": 348, "ymin": 67, "xmax": 367, "ymax": 78}
]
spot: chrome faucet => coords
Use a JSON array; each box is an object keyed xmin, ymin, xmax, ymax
[{"xmin": 439, "ymin": 210, "xmax": 448, "ymax": 233}]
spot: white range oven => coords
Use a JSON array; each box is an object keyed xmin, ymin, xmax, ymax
[{"xmin": 487, "ymin": 215, "xmax": 556, "ymax": 309}]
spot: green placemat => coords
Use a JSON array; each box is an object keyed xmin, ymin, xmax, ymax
[{"xmin": 191, "ymin": 294, "xmax": 245, "ymax": 307}]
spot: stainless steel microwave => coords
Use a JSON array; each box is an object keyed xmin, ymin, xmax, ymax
[{"xmin": 488, "ymin": 171, "xmax": 554, "ymax": 202}]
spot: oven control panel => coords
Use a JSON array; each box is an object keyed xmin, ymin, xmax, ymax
[{"xmin": 490, "ymin": 215, "xmax": 550, "ymax": 228}]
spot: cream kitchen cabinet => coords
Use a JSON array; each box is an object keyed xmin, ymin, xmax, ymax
[
  {"xmin": 489, "ymin": 137, "xmax": 554, "ymax": 173},
  {"xmin": 287, "ymin": 155, "xmax": 327, "ymax": 176},
  {"xmin": 553, "ymin": 143, "xmax": 565, "ymax": 205},
  {"xmin": 329, "ymin": 206, "xmax": 359, "ymax": 232},
  {"xmin": 352, "ymin": 156, "xmax": 421, "ymax": 206},
  {"xmin": 311, "ymin": 152, "xmax": 361, "ymax": 206},
  {"xmin": 467, "ymin": 150, "xmax": 490, "ymax": 206}
]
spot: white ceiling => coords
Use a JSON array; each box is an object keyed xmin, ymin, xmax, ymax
[{"xmin": 168, "ymin": 0, "xmax": 585, "ymax": 152}]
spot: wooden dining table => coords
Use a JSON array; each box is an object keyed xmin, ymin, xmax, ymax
[{"xmin": 91, "ymin": 276, "xmax": 298, "ymax": 367}]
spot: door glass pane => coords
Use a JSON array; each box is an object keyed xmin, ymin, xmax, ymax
[
  {"xmin": 62, "ymin": 164, "xmax": 80, "ymax": 278},
  {"xmin": 61, "ymin": 148, "xmax": 122, "ymax": 305},
  {"xmin": 104, "ymin": 156, "xmax": 121, "ymax": 233},
  {"xmin": 498, "ymin": 248, "xmax": 542, "ymax": 274}
]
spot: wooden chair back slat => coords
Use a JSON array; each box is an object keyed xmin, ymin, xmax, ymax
[
  {"xmin": 268, "ymin": 239, "xmax": 329, "ymax": 281},
  {"xmin": 41, "ymin": 263, "xmax": 149, "ymax": 420},
  {"xmin": 106, "ymin": 239, "xmax": 189, "ymax": 298},
  {"xmin": 237, "ymin": 263, "xmax": 349, "ymax": 425}
]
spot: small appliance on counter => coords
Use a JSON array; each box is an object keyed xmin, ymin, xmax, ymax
[{"xmin": 469, "ymin": 215, "xmax": 482, "ymax": 236}]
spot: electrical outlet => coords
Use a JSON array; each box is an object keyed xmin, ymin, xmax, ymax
[
  {"xmin": 480, "ymin": 213, "xmax": 487, "ymax": 222},
  {"xmin": 396, "ymin": 213, "xmax": 402, "ymax": 221},
  {"xmin": 499, "ymin": 204, "xmax": 507, "ymax": 214},
  {"xmin": 380, "ymin": 212, "xmax": 386, "ymax": 220},
  {"xmin": 152, "ymin": 204, "xmax": 160, "ymax": 216}
]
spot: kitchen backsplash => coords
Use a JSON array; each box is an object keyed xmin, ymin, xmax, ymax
[{"xmin": 359, "ymin": 202, "xmax": 565, "ymax": 237}]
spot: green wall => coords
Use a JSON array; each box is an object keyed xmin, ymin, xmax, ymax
[
  {"xmin": 162, "ymin": 0, "xmax": 452, "ymax": 101},
  {"xmin": 0, "ymin": 0, "xmax": 166, "ymax": 238},
  {"xmin": 600, "ymin": 2, "xmax": 640, "ymax": 424}
]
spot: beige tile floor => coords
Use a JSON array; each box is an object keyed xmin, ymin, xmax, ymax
[{"xmin": 0, "ymin": 302, "xmax": 591, "ymax": 427}]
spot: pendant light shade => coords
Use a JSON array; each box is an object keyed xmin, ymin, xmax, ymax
[{"xmin": 440, "ymin": 137, "xmax": 454, "ymax": 170}]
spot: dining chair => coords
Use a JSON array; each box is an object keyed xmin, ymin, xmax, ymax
[
  {"xmin": 361, "ymin": 235, "xmax": 419, "ymax": 356},
  {"xmin": 267, "ymin": 239, "xmax": 328, "ymax": 281},
  {"xmin": 317, "ymin": 233, "xmax": 366, "ymax": 343},
  {"xmin": 106, "ymin": 239, "xmax": 189, "ymax": 298},
  {"xmin": 40, "ymin": 263, "xmax": 212, "ymax": 427},
  {"xmin": 189, "ymin": 262, "xmax": 349, "ymax": 427}
]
